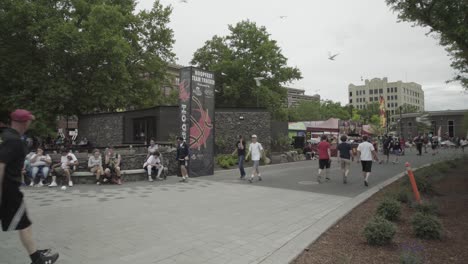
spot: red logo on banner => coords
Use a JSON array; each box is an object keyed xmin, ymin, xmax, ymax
[{"xmin": 190, "ymin": 96, "xmax": 213, "ymax": 150}]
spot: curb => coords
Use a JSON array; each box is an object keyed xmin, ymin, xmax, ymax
[{"xmin": 257, "ymin": 163, "xmax": 433, "ymax": 264}]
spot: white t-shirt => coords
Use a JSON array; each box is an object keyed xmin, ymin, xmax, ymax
[
  {"xmin": 249, "ymin": 142, "xmax": 263, "ymax": 161},
  {"xmin": 61, "ymin": 153, "xmax": 78, "ymax": 169},
  {"xmin": 357, "ymin": 141, "xmax": 375, "ymax": 161},
  {"xmin": 88, "ymin": 155, "xmax": 102, "ymax": 168},
  {"xmin": 30, "ymin": 154, "xmax": 51, "ymax": 167},
  {"xmin": 144, "ymin": 155, "xmax": 161, "ymax": 167},
  {"xmin": 148, "ymin": 144, "xmax": 159, "ymax": 154}
]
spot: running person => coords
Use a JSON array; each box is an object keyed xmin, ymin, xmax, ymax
[
  {"xmin": 337, "ymin": 135, "xmax": 353, "ymax": 184},
  {"xmin": 246, "ymin": 134, "xmax": 263, "ymax": 183},
  {"xmin": 357, "ymin": 135, "xmax": 379, "ymax": 187},
  {"xmin": 176, "ymin": 137, "xmax": 189, "ymax": 182},
  {"xmin": 317, "ymin": 135, "xmax": 331, "ymax": 183},
  {"xmin": 0, "ymin": 109, "xmax": 59, "ymax": 264}
]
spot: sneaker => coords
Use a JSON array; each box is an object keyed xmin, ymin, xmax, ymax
[
  {"xmin": 317, "ymin": 175, "xmax": 322, "ymax": 183},
  {"xmin": 156, "ymin": 177, "xmax": 163, "ymax": 181},
  {"xmin": 364, "ymin": 180, "xmax": 369, "ymax": 187},
  {"xmin": 29, "ymin": 181, "xmax": 34, "ymax": 187},
  {"xmin": 117, "ymin": 179, "xmax": 122, "ymax": 185},
  {"xmin": 31, "ymin": 251, "xmax": 59, "ymax": 264},
  {"xmin": 148, "ymin": 176, "xmax": 153, "ymax": 182},
  {"xmin": 68, "ymin": 181, "xmax": 73, "ymax": 187},
  {"xmin": 37, "ymin": 181, "xmax": 44, "ymax": 187},
  {"xmin": 96, "ymin": 181, "xmax": 101, "ymax": 185},
  {"xmin": 48, "ymin": 182, "xmax": 58, "ymax": 187}
]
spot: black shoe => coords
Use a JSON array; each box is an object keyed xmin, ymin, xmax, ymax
[
  {"xmin": 32, "ymin": 252, "xmax": 59, "ymax": 264},
  {"xmin": 240, "ymin": 176, "xmax": 245, "ymax": 180},
  {"xmin": 258, "ymin": 176, "xmax": 262, "ymax": 181},
  {"xmin": 364, "ymin": 180, "xmax": 369, "ymax": 187},
  {"xmin": 325, "ymin": 177, "xmax": 330, "ymax": 181},
  {"xmin": 343, "ymin": 177, "xmax": 347, "ymax": 184}
]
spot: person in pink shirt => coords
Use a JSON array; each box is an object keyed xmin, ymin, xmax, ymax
[{"xmin": 317, "ymin": 135, "xmax": 331, "ymax": 183}]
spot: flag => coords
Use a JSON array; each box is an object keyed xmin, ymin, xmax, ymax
[{"xmin": 379, "ymin": 96, "xmax": 386, "ymax": 128}]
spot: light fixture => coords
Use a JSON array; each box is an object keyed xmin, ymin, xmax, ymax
[{"xmin": 239, "ymin": 116, "xmax": 244, "ymax": 120}]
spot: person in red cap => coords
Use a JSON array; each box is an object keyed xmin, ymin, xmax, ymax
[{"xmin": 0, "ymin": 109, "xmax": 59, "ymax": 264}]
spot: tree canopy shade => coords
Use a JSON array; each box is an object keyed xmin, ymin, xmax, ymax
[
  {"xmin": 0, "ymin": 0, "xmax": 175, "ymax": 131},
  {"xmin": 288, "ymin": 100, "xmax": 351, "ymax": 122},
  {"xmin": 191, "ymin": 20, "xmax": 302, "ymax": 120},
  {"xmin": 386, "ymin": 0, "xmax": 468, "ymax": 89}
]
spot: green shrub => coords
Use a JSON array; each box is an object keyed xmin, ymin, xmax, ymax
[
  {"xmin": 413, "ymin": 175, "xmax": 433, "ymax": 194},
  {"xmin": 414, "ymin": 201, "xmax": 439, "ymax": 216},
  {"xmin": 363, "ymin": 216, "xmax": 396, "ymax": 246},
  {"xmin": 434, "ymin": 163, "xmax": 450, "ymax": 173},
  {"xmin": 411, "ymin": 212, "xmax": 442, "ymax": 240},
  {"xmin": 216, "ymin": 154, "xmax": 237, "ymax": 169},
  {"xmin": 295, "ymin": 148, "xmax": 304, "ymax": 155},
  {"xmin": 377, "ymin": 198, "xmax": 402, "ymax": 221},
  {"xmin": 400, "ymin": 250, "xmax": 423, "ymax": 264},
  {"xmin": 396, "ymin": 189, "xmax": 411, "ymax": 204}
]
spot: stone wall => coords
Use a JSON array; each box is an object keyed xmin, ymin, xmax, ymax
[
  {"xmin": 78, "ymin": 113, "xmax": 124, "ymax": 147},
  {"xmin": 215, "ymin": 109, "xmax": 271, "ymax": 154}
]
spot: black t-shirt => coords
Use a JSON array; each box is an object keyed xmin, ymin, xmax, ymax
[
  {"xmin": 176, "ymin": 142, "xmax": 189, "ymax": 160},
  {"xmin": 0, "ymin": 128, "xmax": 27, "ymax": 183},
  {"xmin": 236, "ymin": 140, "xmax": 246, "ymax": 156},
  {"xmin": 337, "ymin": 142, "xmax": 351, "ymax": 159}
]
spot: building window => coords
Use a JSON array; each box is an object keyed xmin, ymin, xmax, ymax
[
  {"xmin": 370, "ymin": 97, "xmax": 373, "ymax": 102},
  {"xmin": 387, "ymin": 96, "xmax": 390, "ymax": 100},
  {"xmin": 374, "ymin": 97, "xmax": 378, "ymax": 101},
  {"xmin": 448, "ymin": 120, "xmax": 454, "ymax": 137},
  {"xmin": 350, "ymin": 99, "xmax": 352, "ymax": 103},
  {"xmin": 395, "ymin": 95, "xmax": 398, "ymax": 100},
  {"xmin": 387, "ymin": 88, "xmax": 390, "ymax": 93},
  {"xmin": 363, "ymin": 90, "xmax": 366, "ymax": 95},
  {"xmin": 395, "ymin": 103, "xmax": 398, "ymax": 107},
  {"xmin": 408, "ymin": 122, "xmax": 412, "ymax": 127},
  {"xmin": 370, "ymin": 90, "xmax": 373, "ymax": 95},
  {"xmin": 395, "ymin": 87, "xmax": 398, "ymax": 93},
  {"xmin": 349, "ymin": 92, "xmax": 352, "ymax": 97},
  {"xmin": 374, "ymin": 89, "xmax": 378, "ymax": 94},
  {"xmin": 387, "ymin": 103, "xmax": 390, "ymax": 108}
]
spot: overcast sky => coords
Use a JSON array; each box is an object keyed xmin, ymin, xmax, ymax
[{"xmin": 137, "ymin": 0, "xmax": 467, "ymax": 111}]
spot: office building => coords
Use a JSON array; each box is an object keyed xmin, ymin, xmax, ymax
[
  {"xmin": 348, "ymin": 78, "xmax": 424, "ymax": 122},
  {"xmin": 287, "ymin": 87, "xmax": 321, "ymax": 107}
]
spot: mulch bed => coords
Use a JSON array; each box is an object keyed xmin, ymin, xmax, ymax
[{"xmin": 292, "ymin": 159, "xmax": 468, "ymax": 264}]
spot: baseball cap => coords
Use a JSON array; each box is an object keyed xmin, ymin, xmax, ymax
[
  {"xmin": 251, "ymin": 134, "xmax": 257, "ymax": 138},
  {"xmin": 10, "ymin": 109, "xmax": 35, "ymax": 122}
]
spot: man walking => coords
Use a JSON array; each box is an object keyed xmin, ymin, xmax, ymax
[
  {"xmin": 0, "ymin": 109, "xmax": 59, "ymax": 264},
  {"xmin": 246, "ymin": 135, "xmax": 263, "ymax": 183},
  {"xmin": 357, "ymin": 135, "xmax": 379, "ymax": 187},
  {"xmin": 176, "ymin": 137, "xmax": 190, "ymax": 182},
  {"xmin": 337, "ymin": 135, "xmax": 352, "ymax": 184},
  {"xmin": 234, "ymin": 135, "xmax": 246, "ymax": 180},
  {"xmin": 414, "ymin": 134, "xmax": 423, "ymax": 156},
  {"xmin": 317, "ymin": 135, "xmax": 331, "ymax": 183}
]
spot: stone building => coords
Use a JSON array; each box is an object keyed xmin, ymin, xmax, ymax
[
  {"xmin": 78, "ymin": 107, "xmax": 283, "ymax": 153},
  {"xmin": 348, "ymin": 78, "xmax": 425, "ymax": 123},
  {"xmin": 399, "ymin": 110, "xmax": 467, "ymax": 139}
]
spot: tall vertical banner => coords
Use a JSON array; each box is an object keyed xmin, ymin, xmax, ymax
[
  {"xmin": 179, "ymin": 67, "xmax": 215, "ymax": 176},
  {"xmin": 379, "ymin": 96, "xmax": 386, "ymax": 128}
]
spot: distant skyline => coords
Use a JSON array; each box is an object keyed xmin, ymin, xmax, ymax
[{"xmin": 138, "ymin": 0, "xmax": 467, "ymax": 111}]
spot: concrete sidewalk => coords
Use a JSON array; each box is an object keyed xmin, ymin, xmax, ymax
[{"xmin": 0, "ymin": 150, "xmax": 462, "ymax": 264}]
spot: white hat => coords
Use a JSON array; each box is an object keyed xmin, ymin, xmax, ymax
[{"xmin": 251, "ymin": 134, "xmax": 257, "ymax": 138}]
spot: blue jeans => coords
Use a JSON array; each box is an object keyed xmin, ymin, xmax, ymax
[{"xmin": 238, "ymin": 155, "xmax": 246, "ymax": 177}]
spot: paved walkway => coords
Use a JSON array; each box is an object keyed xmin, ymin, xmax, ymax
[{"xmin": 0, "ymin": 149, "xmax": 463, "ymax": 264}]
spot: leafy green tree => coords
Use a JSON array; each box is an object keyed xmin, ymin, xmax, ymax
[
  {"xmin": 357, "ymin": 102, "xmax": 380, "ymax": 124},
  {"xmin": 191, "ymin": 20, "xmax": 302, "ymax": 120},
  {"xmin": 0, "ymin": 0, "xmax": 175, "ymax": 133},
  {"xmin": 288, "ymin": 101, "xmax": 321, "ymax": 121},
  {"xmin": 399, "ymin": 104, "xmax": 421, "ymax": 114},
  {"xmin": 319, "ymin": 100, "xmax": 351, "ymax": 120},
  {"xmin": 386, "ymin": 0, "xmax": 468, "ymax": 89}
]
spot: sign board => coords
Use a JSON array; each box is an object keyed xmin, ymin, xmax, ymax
[{"xmin": 179, "ymin": 67, "xmax": 215, "ymax": 176}]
